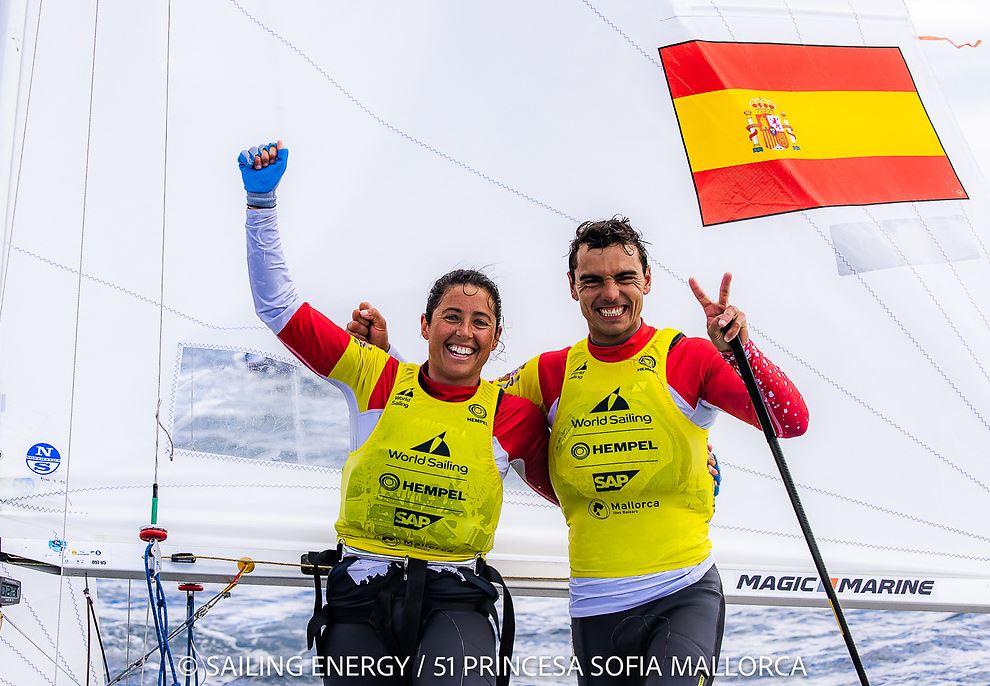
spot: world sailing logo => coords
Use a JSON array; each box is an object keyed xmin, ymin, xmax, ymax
[
  {"xmin": 411, "ymin": 432, "xmax": 451, "ymax": 457},
  {"xmin": 26, "ymin": 442, "xmax": 61, "ymax": 475},
  {"xmin": 591, "ymin": 388, "xmax": 630, "ymax": 413}
]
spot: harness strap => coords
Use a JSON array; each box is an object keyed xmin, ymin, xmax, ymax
[
  {"xmin": 398, "ymin": 558, "xmax": 429, "ymax": 666},
  {"xmin": 302, "ymin": 548, "xmax": 340, "ymax": 650},
  {"xmin": 478, "ymin": 560, "xmax": 514, "ymax": 686}
]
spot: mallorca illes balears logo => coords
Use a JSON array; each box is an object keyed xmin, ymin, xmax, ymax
[
  {"xmin": 387, "ymin": 432, "xmax": 468, "ymax": 476},
  {"xmin": 736, "ymin": 573, "xmax": 935, "ymax": 597},
  {"xmin": 588, "ymin": 499, "xmax": 611, "ymax": 520},
  {"xmin": 393, "ymin": 508, "xmax": 443, "ymax": 530}
]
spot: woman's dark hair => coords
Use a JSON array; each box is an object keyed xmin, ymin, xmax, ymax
[
  {"xmin": 567, "ymin": 215, "xmax": 650, "ymax": 276},
  {"xmin": 425, "ymin": 269, "xmax": 503, "ymax": 329}
]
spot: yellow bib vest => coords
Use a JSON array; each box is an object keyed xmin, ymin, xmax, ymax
[
  {"xmin": 550, "ymin": 329, "xmax": 714, "ymax": 577},
  {"xmin": 335, "ymin": 363, "xmax": 504, "ymax": 561}
]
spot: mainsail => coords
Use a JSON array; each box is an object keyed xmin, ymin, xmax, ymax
[{"xmin": 1, "ymin": 0, "xmax": 989, "ymax": 682}]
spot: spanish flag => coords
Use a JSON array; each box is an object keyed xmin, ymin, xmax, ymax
[{"xmin": 658, "ymin": 41, "xmax": 967, "ymax": 226}]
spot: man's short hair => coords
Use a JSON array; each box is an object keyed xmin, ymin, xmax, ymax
[{"xmin": 568, "ymin": 216, "xmax": 650, "ymax": 277}]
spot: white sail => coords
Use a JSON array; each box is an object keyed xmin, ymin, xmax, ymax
[{"xmin": 1, "ymin": 7, "xmax": 989, "ymax": 683}]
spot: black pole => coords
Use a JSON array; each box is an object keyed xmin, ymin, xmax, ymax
[{"xmin": 728, "ymin": 336, "xmax": 870, "ymax": 685}]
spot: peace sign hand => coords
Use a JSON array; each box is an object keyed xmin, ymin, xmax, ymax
[{"xmin": 688, "ymin": 272, "xmax": 749, "ymax": 352}]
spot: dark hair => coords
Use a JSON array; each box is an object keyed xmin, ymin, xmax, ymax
[
  {"xmin": 425, "ymin": 269, "xmax": 503, "ymax": 329},
  {"xmin": 567, "ymin": 215, "xmax": 650, "ymax": 277}
]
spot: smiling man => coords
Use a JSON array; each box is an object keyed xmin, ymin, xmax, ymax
[{"xmin": 350, "ymin": 216, "xmax": 809, "ymax": 685}]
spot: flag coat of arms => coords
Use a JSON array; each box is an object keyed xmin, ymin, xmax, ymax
[{"xmin": 658, "ymin": 41, "xmax": 967, "ymax": 225}]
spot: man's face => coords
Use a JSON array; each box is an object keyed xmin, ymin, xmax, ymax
[{"xmin": 568, "ymin": 243, "xmax": 652, "ymax": 345}]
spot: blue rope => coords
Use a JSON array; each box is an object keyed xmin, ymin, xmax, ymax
[{"xmin": 143, "ymin": 543, "xmax": 179, "ymax": 686}]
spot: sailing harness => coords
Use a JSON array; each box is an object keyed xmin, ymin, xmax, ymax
[{"xmin": 302, "ymin": 544, "xmax": 516, "ymax": 686}]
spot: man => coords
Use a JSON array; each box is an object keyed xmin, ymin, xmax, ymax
[{"xmin": 349, "ymin": 217, "xmax": 808, "ymax": 685}]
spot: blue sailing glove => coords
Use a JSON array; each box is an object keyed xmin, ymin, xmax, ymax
[
  {"xmin": 712, "ymin": 450, "xmax": 721, "ymax": 497},
  {"xmin": 238, "ymin": 142, "xmax": 288, "ymax": 208}
]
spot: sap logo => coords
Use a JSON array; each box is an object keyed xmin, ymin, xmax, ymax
[
  {"xmin": 592, "ymin": 470, "xmax": 640, "ymax": 492},
  {"xmin": 393, "ymin": 508, "xmax": 443, "ymax": 530}
]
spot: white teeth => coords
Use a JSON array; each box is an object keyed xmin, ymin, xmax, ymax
[
  {"xmin": 598, "ymin": 306, "xmax": 624, "ymax": 317},
  {"xmin": 447, "ymin": 344, "xmax": 473, "ymax": 356}
]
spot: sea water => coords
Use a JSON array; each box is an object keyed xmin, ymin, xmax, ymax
[{"xmin": 97, "ymin": 581, "xmax": 990, "ymax": 685}]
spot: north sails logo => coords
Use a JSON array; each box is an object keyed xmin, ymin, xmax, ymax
[
  {"xmin": 411, "ymin": 432, "xmax": 450, "ymax": 457},
  {"xmin": 591, "ymin": 388, "xmax": 630, "ymax": 413},
  {"xmin": 393, "ymin": 508, "xmax": 443, "ymax": 530}
]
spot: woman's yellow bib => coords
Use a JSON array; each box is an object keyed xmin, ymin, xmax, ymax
[
  {"xmin": 550, "ymin": 329, "xmax": 714, "ymax": 577},
  {"xmin": 335, "ymin": 363, "xmax": 504, "ymax": 561}
]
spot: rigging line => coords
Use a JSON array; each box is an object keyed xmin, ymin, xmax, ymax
[
  {"xmin": 722, "ymin": 460, "xmax": 990, "ymax": 547},
  {"xmin": 649, "ymin": 259, "xmax": 990, "ymax": 495},
  {"xmin": 228, "ymin": 0, "xmax": 577, "ymax": 224},
  {"xmin": 126, "ymin": 580, "xmax": 132, "ymax": 683},
  {"xmin": 0, "ymin": 0, "xmax": 45, "ymax": 323},
  {"xmin": 154, "ymin": 0, "xmax": 173, "ymax": 482},
  {"xmin": 67, "ymin": 575, "xmax": 99, "ymax": 686},
  {"xmin": 141, "ymin": 600, "xmax": 150, "ymax": 686},
  {"xmin": 0, "ymin": 616, "xmax": 80, "ymax": 686},
  {"xmin": 863, "ymin": 206, "xmax": 990, "ymax": 380},
  {"xmin": 83, "ymin": 577, "xmax": 111, "ymax": 683},
  {"xmin": 11, "ymin": 244, "xmax": 266, "ymax": 331},
  {"xmin": 55, "ymin": 1, "xmax": 101, "ymax": 683}
]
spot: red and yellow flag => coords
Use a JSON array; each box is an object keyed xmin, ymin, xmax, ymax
[{"xmin": 658, "ymin": 41, "xmax": 967, "ymax": 225}]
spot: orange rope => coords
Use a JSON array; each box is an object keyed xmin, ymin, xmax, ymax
[{"xmin": 918, "ymin": 35, "xmax": 982, "ymax": 49}]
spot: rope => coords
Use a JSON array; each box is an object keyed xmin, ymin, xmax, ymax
[{"xmin": 56, "ymin": 1, "xmax": 101, "ymax": 678}]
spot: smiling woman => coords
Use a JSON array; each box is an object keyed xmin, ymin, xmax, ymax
[{"xmin": 238, "ymin": 141, "xmax": 557, "ymax": 686}]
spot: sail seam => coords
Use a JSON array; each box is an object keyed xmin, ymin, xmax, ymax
[
  {"xmin": 9, "ymin": 244, "xmax": 265, "ymax": 331},
  {"xmin": 578, "ymin": 0, "xmax": 661, "ymax": 67},
  {"xmin": 714, "ymin": 524, "xmax": 990, "ymax": 563},
  {"xmin": 723, "ymin": 460, "xmax": 990, "ymax": 546},
  {"xmin": 0, "ymin": 635, "xmax": 57, "ymax": 685}
]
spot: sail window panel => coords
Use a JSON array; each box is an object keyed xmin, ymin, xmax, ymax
[{"xmin": 172, "ymin": 346, "xmax": 348, "ymax": 468}]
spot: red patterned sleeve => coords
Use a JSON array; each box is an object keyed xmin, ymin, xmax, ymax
[{"xmin": 672, "ymin": 337, "xmax": 809, "ymax": 437}]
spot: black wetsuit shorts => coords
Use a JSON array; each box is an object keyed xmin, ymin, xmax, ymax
[{"xmin": 571, "ymin": 564, "xmax": 725, "ymax": 686}]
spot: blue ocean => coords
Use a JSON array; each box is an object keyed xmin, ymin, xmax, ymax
[{"xmin": 97, "ymin": 580, "xmax": 990, "ymax": 685}]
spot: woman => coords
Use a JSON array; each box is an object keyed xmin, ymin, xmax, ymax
[{"xmin": 238, "ymin": 140, "xmax": 555, "ymax": 686}]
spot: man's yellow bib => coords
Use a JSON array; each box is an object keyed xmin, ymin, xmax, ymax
[
  {"xmin": 335, "ymin": 363, "xmax": 504, "ymax": 561},
  {"xmin": 550, "ymin": 329, "xmax": 713, "ymax": 577}
]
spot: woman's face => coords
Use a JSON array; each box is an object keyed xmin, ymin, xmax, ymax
[{"xmin": 420, "ymin": 284, "xmax": 501, "ymax": 386}]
